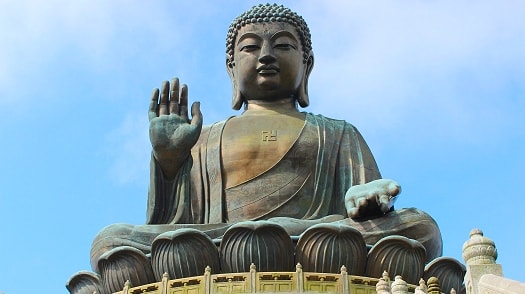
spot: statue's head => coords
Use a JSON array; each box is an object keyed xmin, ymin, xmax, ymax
[{"xmin": 226, "ymin": 4, "xmax": 314, "ymax": 110}]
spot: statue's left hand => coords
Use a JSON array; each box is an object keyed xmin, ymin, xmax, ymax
[{"xmin": 344, "ymin": 179, "xmax": 401, "ymax": 219}]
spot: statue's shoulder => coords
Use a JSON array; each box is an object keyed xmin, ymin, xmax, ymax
[
  {"xmin": 199, "ymin": 124, "xmax": 213, "ymax": 137},
  {"xmin": 195, "ymin": 117, "xmax": 235, "ymax": 146},
  {"xmin": 306, "ymin": 113, "xmax": 358, "ymax": 131}
]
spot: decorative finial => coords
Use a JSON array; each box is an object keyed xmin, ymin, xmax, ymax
[
  {"xmin": 462, "ymin": 228, "xmax": 498, "ymax": 265},
  {"xmin": 427, "ymin": 277, "xmax": 441, "ymax": 294},
  {"xmin": 340, "ymin": 265, "xmax": 347, "ymax": 274},
  {"xmin": 391, "ymin": 275, "xmax": 408, "ymax": 293},
  {"xmin": 469, "ymin": 228, "xmax": 483, "ymax": 237},
  {"xmin": 382, "ymin": 270, "xmax": 390, "ymax": 282},
  {"xmin": 415, "ymin": 278, "xmax": 427, "ymax": 294},
  {"xmin": 376, "ymin": 271, "xmax": 391, "ymax": 293}
]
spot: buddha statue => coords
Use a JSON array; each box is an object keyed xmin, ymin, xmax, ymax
[{"xmin": 81, "ymin": 4, "xmax": 444, "ymax": 294}]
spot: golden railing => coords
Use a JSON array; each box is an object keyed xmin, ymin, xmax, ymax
[{"xmin": 114, "ymin": 264, "xmax": 419, "ymax": 294}]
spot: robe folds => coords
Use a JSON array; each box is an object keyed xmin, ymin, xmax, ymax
[
  {"xmin": 90, "ymin": 113, "xmax": 443, "ymax": 271},
  {"xmin": 147, "ymin": 113, "xmax": 381, "ymax": 225}
]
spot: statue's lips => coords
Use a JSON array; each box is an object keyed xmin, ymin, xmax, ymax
[{"xmin": 257, "ymin": 65, "xmax": 280, "ymax": 75}]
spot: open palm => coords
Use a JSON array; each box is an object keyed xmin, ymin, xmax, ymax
[{"xmin": 148, "ymin": 78, "xmax": 202, "ymax": 178}]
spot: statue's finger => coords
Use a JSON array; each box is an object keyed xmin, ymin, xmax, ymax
[
  {"xmin": 159, "ymin": 80, "xmax": 170, "ymax": 115},
  {"xmin": 378, "ymin": 194, "xmax": 391, "ymax": 213},
  {"xmin": 358, "ymin": 197, "xmax": 368, "ymax": 208},
  {"xmin": 190, "ymin": 102, "xmax": 203, "ymax": 127},
  {"xmin": 348, "ymin": 207, "xmax": 359, "ymax": 218},
  {"xmin": 345, "ymin": 195, "xmax": 356, "ymax": 216},
  {"xmin": 345, "ymin": 195, "xmax": 356, "ymax": 208},
  {"xmin": 169, "ymin": 77, "xmax": 180, "ymax": 114},
  {"xmin": 179, "ymin": 84, "xmax": 189, "ymax": 121},
  {"xmin": 387, "ymin": 181, "xmax": 401, "ymax": 196},
  {"xmin": 148, "ymin": 88, "xmax": 160, "ymax": 121}
]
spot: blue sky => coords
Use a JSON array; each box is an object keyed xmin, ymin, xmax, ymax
[{"xmin": 1, "ymin": 1, "xmax": 524, "ymax": 293}]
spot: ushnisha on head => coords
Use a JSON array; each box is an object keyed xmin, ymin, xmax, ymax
[{"xmin": 226, "ymin": 3, "xmax": 314, "ymax": 110}]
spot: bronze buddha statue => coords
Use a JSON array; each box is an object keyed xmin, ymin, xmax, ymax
[{"xmin": 78, "ymin": 4, "xmax": 445, "ymax": 294}]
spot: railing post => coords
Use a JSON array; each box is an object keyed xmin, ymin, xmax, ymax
[
  {"xmin": 340, "ymin": 265, "xmax": 348, "ymax": 294},
  {"xmin": 376, "ymin": 271, "xmax": 391, "ymax": 294},
  {"xmin": 415, "ymin": 278, "xmax": 427, "ymax": 294},
  {"xmin": 296, "ymin": 263, "xmax": 304, "ymax": 293},
  {"xmin": 391, "ymin": 276, "xmax": 408, "ymax": 294},
  {"xmin": 250, "ymin": 263, "xmax": 257, "ymax": 293},
  {"xmin": 204, "ymin": 266, "xmax": 211, "ymax": 294},
  {"xmin": 462, "ymin": 229, "xmax": 502, "ymax": 294},
  {"xmin": 161, "ymin": 272, "xmax": 169, "ymax": 294},
  {"xmin": 121, "ymin": 280, "xmax": 131, "ymax": 294},
  {"xmin": 427, "ymin": 277, "xmax": 441, "ymax": 294}
]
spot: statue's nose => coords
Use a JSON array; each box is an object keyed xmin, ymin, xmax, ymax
[{"xmin": 258, "ymin": 42, "xmax": 276, "ymax": 64}]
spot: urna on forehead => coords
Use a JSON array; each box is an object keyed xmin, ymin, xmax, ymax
[{"xmin": 226, "ymin": 3, "xmax": 313, "ymax": 67}]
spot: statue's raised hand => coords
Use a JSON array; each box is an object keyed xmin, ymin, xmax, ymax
[
  {"xmin": 149, "ymin": 78, "xmax": 203, "ymax": 179},
  {"xmin": 344, "ymin": 179, "xmax": 401, "ymax": 219}
]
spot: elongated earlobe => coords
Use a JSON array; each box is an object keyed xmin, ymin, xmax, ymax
[
  {"xmin": 232, "ymin": 87, "xmax": 243, "ymax": 110},
  {"xmin": 297, "ymin": 54, "xmax": 314, "ymax": 108},
  {"xmin": 297, "ymin": 80, "xmax": 309, "ymax": 108},
  {"xmin": 227, "ymin": 60, "xmax": 244, "ymax": 110}
]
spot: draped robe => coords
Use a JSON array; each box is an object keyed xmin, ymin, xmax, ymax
[
  {"xmin": 146, "ymin": 113, "xmax": 381, "ymax": 225},
  {"xmin": 90, "ymin": 113, "xmax": 443, "ymax": 271}
]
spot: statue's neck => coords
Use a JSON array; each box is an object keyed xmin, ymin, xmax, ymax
[{"xmin": 243, "ymin": 98, "xmax": 299, "ymax": 115}]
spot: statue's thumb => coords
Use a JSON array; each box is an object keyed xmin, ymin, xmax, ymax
[{"xmin": 190, "ymin": 102, "xmax": 203, "ymax": 127}]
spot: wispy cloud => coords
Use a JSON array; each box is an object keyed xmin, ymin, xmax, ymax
[
  {"xmin": 0, "ymin": 1, "xmax": 179, "ymax": 106},
  {"xmin": 105, "ymin": 111, "xmax": 150, "ymax": 186}
]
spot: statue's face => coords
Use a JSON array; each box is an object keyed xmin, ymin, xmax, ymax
[{"xmin": 232, "ymin": 22, "xmax": 305, "ymax": 102}]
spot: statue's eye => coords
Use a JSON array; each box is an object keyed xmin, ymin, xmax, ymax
[
  {"xmin": 274, "ymin": 43, "xmax": 297, "ymax": 50},
  {"xmin": 240, "ymin": 44, "xmax": 260, "ymax": 52}
]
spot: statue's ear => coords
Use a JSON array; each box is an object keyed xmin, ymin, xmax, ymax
[
  {"xmin": 297, "ymin": 53, "xmax": 314, "ymax": 108},
  {"xmin": 227, "ymin": 60, "xmax": 243, "ymax": 110}
]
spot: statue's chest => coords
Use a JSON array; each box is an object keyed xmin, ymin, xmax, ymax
[{"xmin": 220, "ymin": 114, "xmax": 306, "ymax": 188}]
